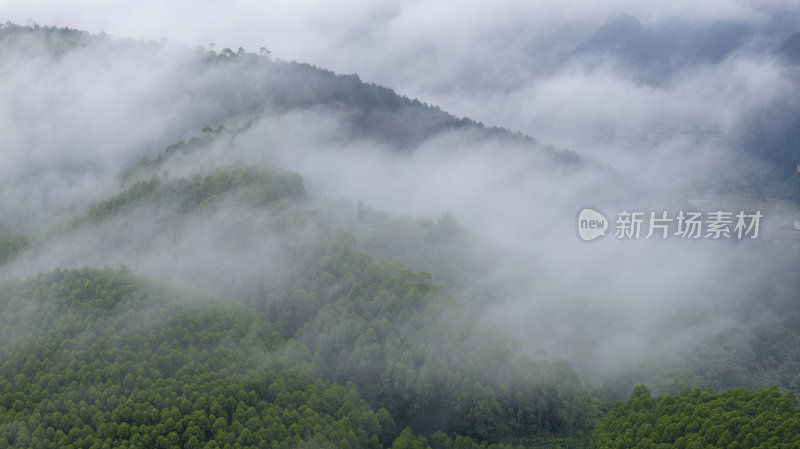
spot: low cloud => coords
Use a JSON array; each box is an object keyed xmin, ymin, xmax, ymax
[{"xmin": 0, "ymin": 2, "xmax": 797, "ymax": 389}]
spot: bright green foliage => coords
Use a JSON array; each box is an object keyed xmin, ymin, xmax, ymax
[
  {"xmin": 0, "ymin": 254, "xmax": 596, "ymax": 448},
  {"xmin": 0, "ymin": 267, "xmax": 396, "ymax": 449},
  {"xmin": 1, "ymin": 21, "xmax": 797, "ymax": 449},
  {"xmin": 593, "ymin": 385, "xmax": 800, "ymax": 449},
  {"xmin": 64, "ymin": 162, "xmax": 598, "ymax": 444}
]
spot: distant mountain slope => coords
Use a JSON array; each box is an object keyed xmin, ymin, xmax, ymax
[
  {"xmin": 726, "ymin": 32, "xmax": 800, "ymax": 202},
  {"xmin": 0, "ymin": 22, "xmax": 576, "ymax": 157},
  {"xmin": 0, "ymin": 19, "xmax": 799, "ymax": 449},
  {"xmin": 779, "ymin": 32, "xmax": 800, "ymax": 64},
  {"xmin": 573, "ymin": 14, "xmax": 752, "ymax": 84},
  {"xmin": 0, "ymin": 21, "xmax": 585, "ymax": 237}
]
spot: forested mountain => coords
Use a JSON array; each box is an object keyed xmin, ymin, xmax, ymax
[
  {"xmin": 0, "ymin": 160, "xmax": 597, "ymax": 447},
  {"xmin": 573, "ymin": 14, "xmax": 753, "ymax": 84},
  {"xmin": 0, "ymin": 267, "xmax": 588, "ymax": 449},
  {"xmin": 725, "ymin": 32, "xmax": 800, "ymax": 202},
  {"xmin": 571, "ymin": 16, "xmax": 800, "ymax": 202},
  {"xmin": 0, "ymin": 21, "xmax": 798, "ymax": 449},
  {"xmin": 0, "ymin": 22, "xmax": 574, "ymax": 156}
]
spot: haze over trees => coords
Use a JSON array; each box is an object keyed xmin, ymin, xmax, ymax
[{"xmin": 0, "ymin": 14, "xmax": 798, "ymax": 449}]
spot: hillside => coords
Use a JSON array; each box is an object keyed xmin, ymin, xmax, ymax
[{"xmin": 1, "ymin": 20, "xmax": 799, "ymax": 449}]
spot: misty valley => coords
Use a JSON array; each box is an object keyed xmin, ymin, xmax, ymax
[{"xmin": 0, "ymin": 17, "xmax": 799, "ymax": 449}]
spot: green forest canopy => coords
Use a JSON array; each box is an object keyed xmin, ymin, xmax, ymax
[
  {"xmin": 0, "ymin": 22, "xmax": 798, "ymax": 449},
  {"xmin": 593, "ymin": 385, "xmax": 800, "ymax": 449}
]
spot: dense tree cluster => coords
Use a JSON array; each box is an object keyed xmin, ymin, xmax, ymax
[
  {"xmin": 0, "ymin": 266, "xmax": 590, "ymax": 448},
  {"xmin": 1, "ymin": 23, "xmax": 798, "ymax": 449},
  {"xmin": 0, "ymin": 268, "xmax": 393, "ymax": 448},
  {"xmin": 276, "ymin": 227, "xmax": 597, "ymax": 439},
  {"xmin": 0, "ymin": 156, "xmax": 597, "ymax": 447},
  {"xmin": 2, "ymin": 140, "xmax": 796, "ymax": 447},
  {"xmin": 593, "ymin": 385, "xmax": 800, "ymax": 449}
]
